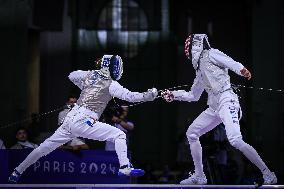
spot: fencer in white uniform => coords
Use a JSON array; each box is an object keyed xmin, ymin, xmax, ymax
[
  {"xmin": 162, "ymin": 34, "xmax": 277, "ymax": 185},
  {"xmin": 9, "ymin": 55, "xmax": 158, "ymax": 183}
]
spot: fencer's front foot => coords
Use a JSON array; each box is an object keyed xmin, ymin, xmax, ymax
[
  {"xmin": 8, "ymin": 169, "xmax": 21, "ymax": 184},
  {"xmin": 263, "ymin": 170, "xmax": 277, "ymax": 185},
  {"xmin": 180, "ymin": 172, "xmax": 207, "ymax": 185},
  {"xmin": 118, "ymin": 164, "xmax": 145, "ymax": 177}
]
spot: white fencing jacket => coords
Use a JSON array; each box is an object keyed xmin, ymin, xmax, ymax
[{"xmin": 173, "ymin": 48, "xmax": 244, "ymax": 110}]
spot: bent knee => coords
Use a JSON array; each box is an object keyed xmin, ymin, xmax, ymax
[
  {"xmin": 186, "ymin": 125, "xmax": 200, "ymax": 144},
  {"xmin": 33, "ymin": 145, "xmax": 51, "ymax": 157},
  {"xmin": 188, "ymin": 134, "xmax": 199, "ymax": 144},
  {"xmin": 186, "ymin": 130, "xmax": 199, "ymax": 144}
]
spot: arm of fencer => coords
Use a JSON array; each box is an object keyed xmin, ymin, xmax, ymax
[
  {"xmin": 68, "ymin": 70, "xmax": 89, "ymax": 90},
  {"xmin": 109, "ymin": 81, "xmax": 148, "ymax": 102},
  {"xmin": 209, "ymin": 49, "xmax": 244, "ymax": 76},
  {"xmin": 172, "ymin": 77, "xmax": 204, "ymax": 102}
]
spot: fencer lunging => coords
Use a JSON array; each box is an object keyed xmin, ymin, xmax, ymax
[
  {"xmin": 162, "ymin": 34, "xmax": 277, "ymax": 185},
  {"xmin": 9, "ymin": 55, "xmax": 158, "ymax": 183}
]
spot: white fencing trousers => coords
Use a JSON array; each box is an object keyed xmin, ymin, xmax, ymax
[
  {"xmin": 186, "ymin": 98, "xmax": 268, "ymax": 176},
  {"xmin": 16, "ymin": 107, "xmax": 129, "ymax": 174}
]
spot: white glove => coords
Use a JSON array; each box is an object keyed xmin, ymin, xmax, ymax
[
  {"xmin": 143, "ymin": 88, "xmax": 158, "ymax": 101},
  {"xmin": 161, "ymin": 89, "xmax": 174, "ymax": 102}
]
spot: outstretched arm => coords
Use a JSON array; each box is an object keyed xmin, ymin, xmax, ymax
[
  {"xmin": 109, "ymin": 81, "xmax": 157, "ymax": 102},
  {"xmin": 163, "ymin": 75, "xmax": 204, "ymax": 102},
  {"xmin": 68, "ymin": 70, "xmax": 90, "ymax": 89},
  {"xmin": 209, "ymin": 49, "xmax": 251, "ymax": 80}
]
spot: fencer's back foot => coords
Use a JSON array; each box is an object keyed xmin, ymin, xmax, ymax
[
  {"xmin": 8, "ymin": 169, "xmax": 21, "ymax": 184},
  {"xmin": 118, "ymin": 164, "xmax": 145, "ymax": 177}
]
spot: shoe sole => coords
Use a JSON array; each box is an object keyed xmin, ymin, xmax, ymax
[
  {"xmin": 180, "ymin": 179, "xmax": 207, "ymax": 185},
  {"xmin": 264, "ymin": 178, "xmax": 277, "ymax": 185},
  {"xmin": 118, "ymin": 169, "xmax": 145, "ymax": 177},
  {"xmin": 8, "ymin": 179, "xmax": 18, "ymax": 184},
  {"xmin": 180, "ymin": 182, "xmax": 207, "ymax": 185}
]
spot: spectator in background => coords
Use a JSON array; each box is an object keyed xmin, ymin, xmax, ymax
[
  {"xmin": 58, "ymin": 95, "xmax": 78, "ymax": 125},
  {"xmin": 58, "ymin": 95, "xmax": 89, "ymax": 151},
  {"xmin": 10, "ymin": 127, "xmax": 38, "ymax": 149},
  {"xmin": 104, "ymin": 105, "xmax": 134, "ymax": 151},
  {"xmin": 0, "ymin": 139, "xmax": 6, "ymax": 149}
]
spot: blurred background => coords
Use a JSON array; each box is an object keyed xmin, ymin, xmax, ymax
[{"xmin": 0, "ymin": 0, "xmax": 284, "ymax": 184}]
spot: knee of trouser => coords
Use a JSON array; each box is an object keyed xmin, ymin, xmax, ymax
[
  {"xmin": 29, "ymin": 145, "xmax": 46, "ymax": 157},
  {"xmin": 36, "ymin": 143, "xmax": 54, "ymax": 156},
  {"xmin": 186, "ymin": 128, "xmax": 199, "ymax": 144},
  {"xmin": 229, "ymin": 137, "xmax": 245, "ymax": 150}
]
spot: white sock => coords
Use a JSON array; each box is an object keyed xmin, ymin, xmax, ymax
[
  {"xmin": 190, "ymin": 140, "xmax": 204, "ymax": 176},
  {"xmin": 114, "ymin": 137, "xmax": 130, "ymax": 167}
]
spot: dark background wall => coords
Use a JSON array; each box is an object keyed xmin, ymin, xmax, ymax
[
  {"xmin": 251, "ymin": 0, "xmax": 284, "ymax": 174},
  {"xmin": 0, "ymin": 0, "xmax": 283, "ymax": 183},
  {"xmin": 0, "ymin": 0, "xmax": 30, "ymax": 142}
]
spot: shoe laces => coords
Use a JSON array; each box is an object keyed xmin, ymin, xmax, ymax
[
  {"xmin": 12, "ymin": 170, "xmax": 21, "ymax": 176},
  {"xmin": 188, "ymin": 171, "xmax": 195, "ymax": 178}
]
